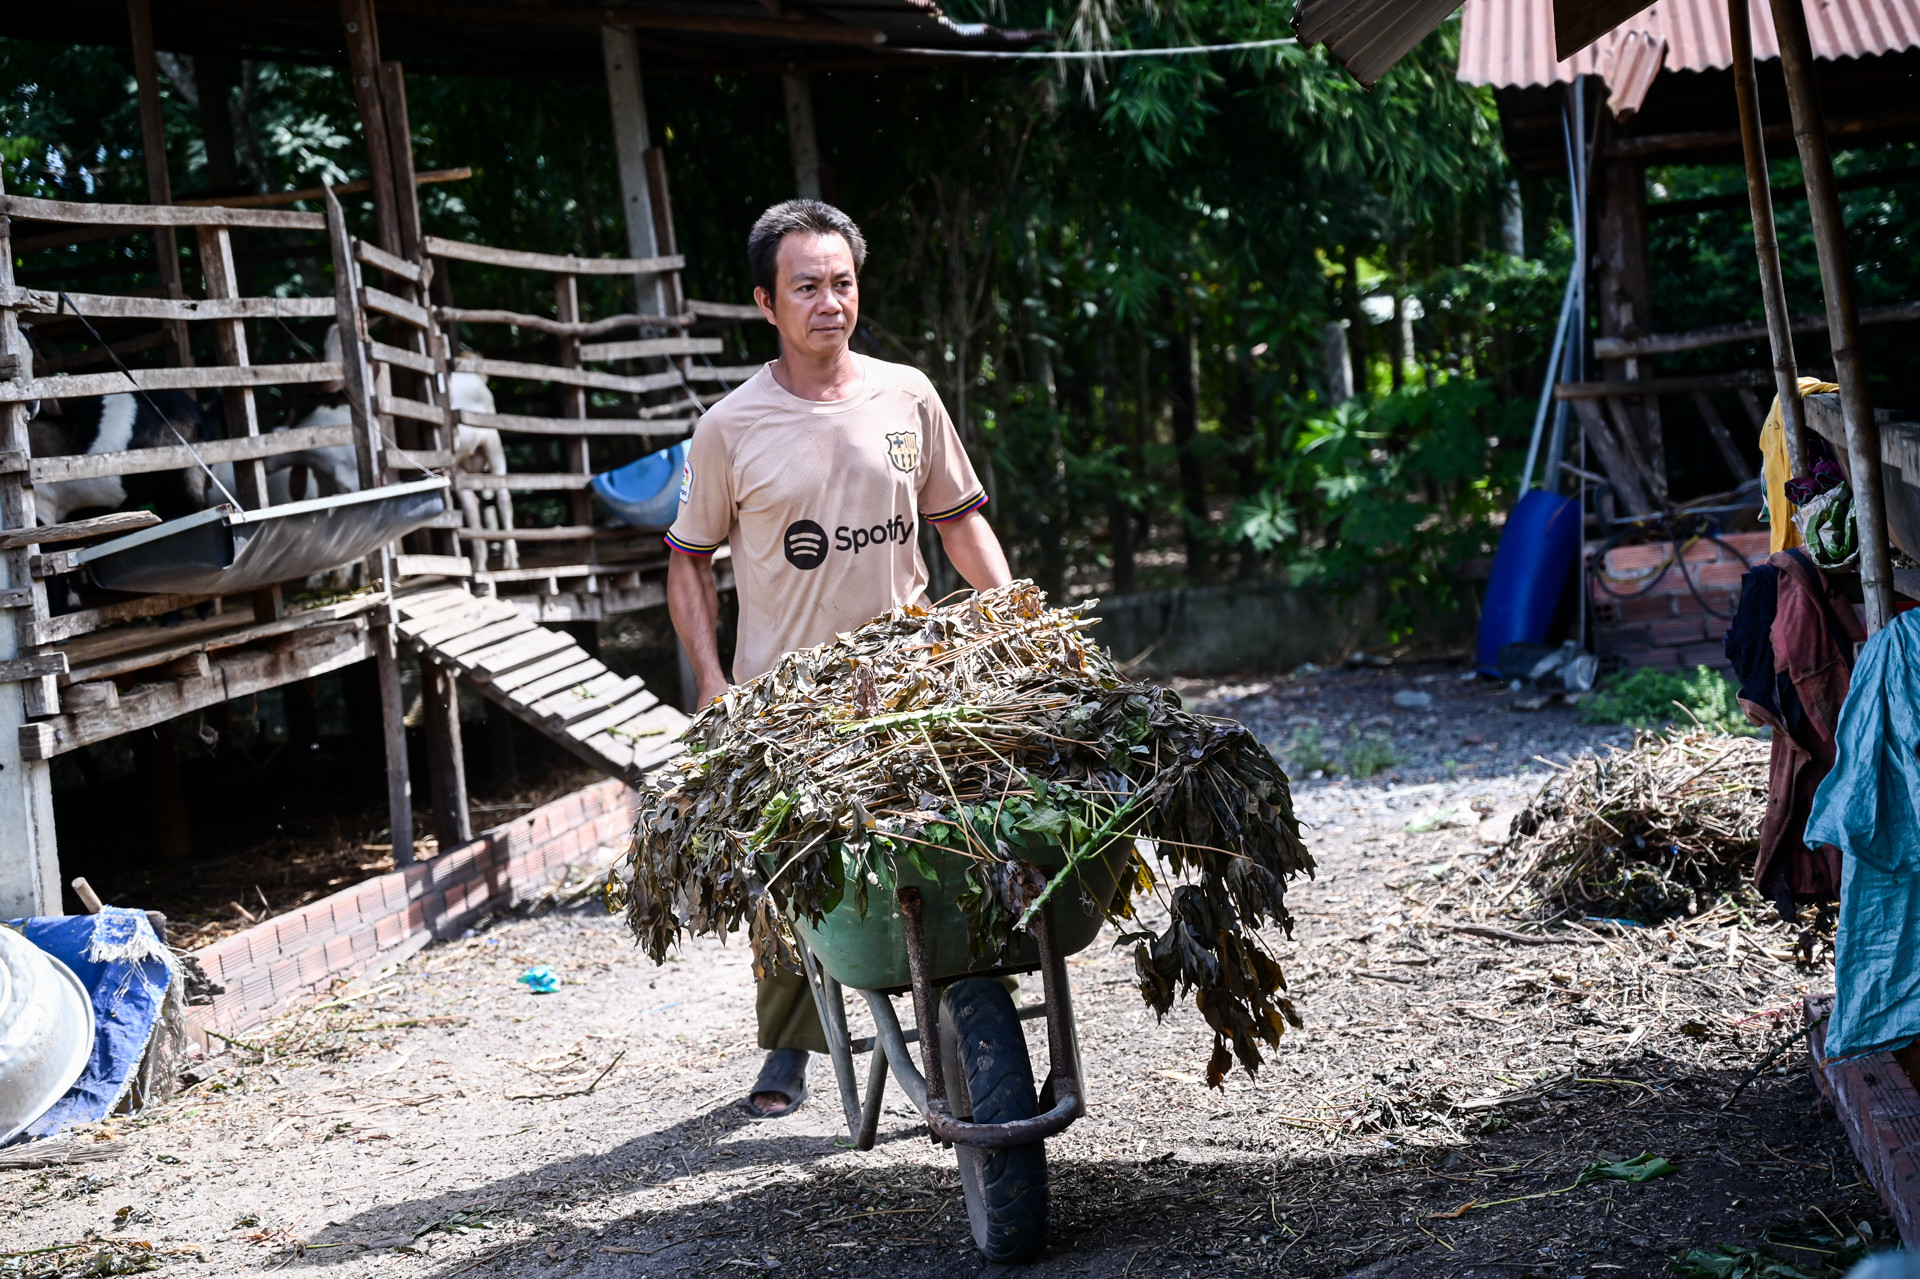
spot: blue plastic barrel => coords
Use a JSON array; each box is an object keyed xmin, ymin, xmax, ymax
[
  {"xmin": 591, "ymin": 441, "xmax": 688, "ymax": 529},
  {"xmin": 1475, "ymin": 489, "xmax": 1582, "ymax": 677}
]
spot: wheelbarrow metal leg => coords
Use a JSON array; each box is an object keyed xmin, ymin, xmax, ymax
[
  {"xmin": 793, "ymin": 929, "xmax": 863, "ymax": 1137},
  {"xmin": 857, "ymin": 1038, "xmax": 888, "ymax": 1151},
  {"xmin": 1031, "ymin": 903, "xmax": 1086, "ymax": 1118},
  {"xmin": 859, "ymin": 988, "xmax": 930, "ymax": 1115},
  {"xmin": 894, "ymin": 886, "xmax": 948, "ymax": 1109}
]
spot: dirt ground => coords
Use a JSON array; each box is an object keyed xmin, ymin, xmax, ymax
[{"xmin": 6, "ymin": 662, "xmax": 1888, "ymax": 1279}]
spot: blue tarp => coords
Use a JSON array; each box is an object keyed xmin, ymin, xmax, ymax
[
  {"xmin": 1804, "ymin": 611, "xmax": 1920, "ymax": 1059},
  {"xmin": 8, "ymin": 908, "xmax": 175, "ymax": 1138}
]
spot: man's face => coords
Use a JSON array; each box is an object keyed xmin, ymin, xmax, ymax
[{"xmin": 754, "ymin": 232, "xmax": 859, "ymax": 362}]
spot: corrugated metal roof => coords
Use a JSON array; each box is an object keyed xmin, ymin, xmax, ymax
[
  {"xmin": 1458, "ymin": 0, "xmax": 1920, "ymax": 88},
  {"xmin": 1292, "ymin": 0, "xmax": 1466, "ymax": 86}
]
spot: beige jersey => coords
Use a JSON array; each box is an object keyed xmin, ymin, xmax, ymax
[{"xmin": 665, "ymin": 355, "xmax": 986, "ymax": 683}]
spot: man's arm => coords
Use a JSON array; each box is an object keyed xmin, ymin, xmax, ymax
[
  {"xmin": 667, "ymin": 550, "xmax": 730, "ymax": 706},
  {"xmin": 935, "ymin": 510, "xmax": 1013, "ymax": 591}
]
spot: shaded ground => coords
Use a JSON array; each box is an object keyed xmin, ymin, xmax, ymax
[{"xmin": 6, "ymin": 662, "xmax": 1884, "ymax": 1279}]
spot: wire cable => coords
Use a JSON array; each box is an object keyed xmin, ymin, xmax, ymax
[{"xmin": 54, "ymin": 292, "xmax": 243, "ymax": 510}]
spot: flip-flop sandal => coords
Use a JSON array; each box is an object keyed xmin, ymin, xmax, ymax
[{"xmin": 741, "ymin": 1048, "xmax": 810, "ymax": 1120}]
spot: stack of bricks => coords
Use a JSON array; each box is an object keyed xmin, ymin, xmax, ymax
[
  {"xmin": 184, "ymin": 777, "xmax": 639, "ymax": 1049},
  {"xmin": 1587, "ymin": 531, "xmax": 1770, "ymax": 672}
]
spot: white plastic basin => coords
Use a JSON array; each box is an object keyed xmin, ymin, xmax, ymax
[{"xmin": 0, "ymin": 926, "xmax": 94, "ymax": 1145}]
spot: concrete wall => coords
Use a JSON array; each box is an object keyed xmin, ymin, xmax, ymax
[{"xmin": 1086, "ymin": 575, "xmax": 1478, "ymax": 678}]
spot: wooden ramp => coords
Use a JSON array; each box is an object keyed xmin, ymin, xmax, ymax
[{"xmin": 394, "ymin": 587, "xmax": 688, "ymax": 784}]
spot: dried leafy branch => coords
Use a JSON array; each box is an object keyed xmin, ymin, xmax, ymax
[
  {"xmin": 1490, "ymin": 729, "xmax": 1770, "ymax": 919},
  {"xmin": 610, "ymin": 582, "xmax": 1315, "ymax": 1084}
]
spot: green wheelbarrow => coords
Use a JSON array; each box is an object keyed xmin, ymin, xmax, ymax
[{"xmin": 787, "ymin": 844, "xmax": 1128, "ymax": 1264}]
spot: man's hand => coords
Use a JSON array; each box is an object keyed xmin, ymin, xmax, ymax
[
  {"xmin": 935, "ymin": 510, "xmax": 1013, "ymax": 592},
  {"xmin": 667, "ymin": 551, "xmax": 730, "ymax": 706}
]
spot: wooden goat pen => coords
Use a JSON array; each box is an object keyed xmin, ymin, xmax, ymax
[{"xmin": 0, "ymin": 181, "xmax": 724, "ymax": 918}]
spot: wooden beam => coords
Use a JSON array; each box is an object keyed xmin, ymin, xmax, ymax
[
  {"xmin": 420, "ymin": 660, "xmax": 471, "ymax": 846},
  {"xmin": 1604, "ymin": 110, "xmax": 1920, "ymax": 160},
  {"xmin": 602, "ymin": 27, "xmax": 668, "ymax": 319},
  {"xmin": 1593, "ymin": 301, "xmax": 1920, "ymax": 360},
  {"xmin": 782, "ymin": 70, "xmax": 824, "ymax": 200},
  {"xmin": 451, "ymin": 355, "xmax": 682, "ymax": 395},
  {"xmin": 0, "ymin": 287, "xmax": 336, "ymax": 321},
  {"xmin": 2, "ymin": 194, "xmax": 324, "ymax": 231},
  {"xmin": 175, "ymin": 166, "xmax": 472, "ymax": 210},
  {"xmin": 0, "ymin": 162, "xmax": 61, "ymax": 916},
  {"xmin": 378, "ymin": 61, "xmax": 424, "ymax": 261},
  {"xmin": 579, "ymin": 335, "xmax": 721, "ymax": 362},
  {"xmin": 0, "ymin": 510, "xmax": 160, "ymax": 550},
  {"xmin": 19, "ymin": 622, "xmax": 372, "ymax": 759},
  {"xmin": 1554, "ymin": 370, "xmax": 1773, "ymax": 398},
  {"xmin": 425, "ymin": 235, "xmax": 682, "ymax": 277},
  {"xmin": 2, "ymin": 360, "xmax": 342, "ymax": 402},
  {"xmin": 455, "ymin": 410, "xmax": 694, "ymax": 438},
  {"xmin": 435, "ymin": 305, "xmax": 691, "ymax": 337},
  {"xmin": 28, "ymin": 424, "xmax": 353, "ymax": 486},
  {"xmin": 126, "ymin": 0, "xmax": 191, "ymax": 366},
  {"xmin": 341, "ymin": 0, "xmax": 402, "ymax": 254}
]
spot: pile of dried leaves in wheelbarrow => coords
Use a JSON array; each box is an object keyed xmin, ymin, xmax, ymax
[
  {"xmin": 610, "ymin": 581, "xmax": 1315, "ymax": 1085},
  {"xmin": 1489, "ymin": 728, "xmax": 1770, "ymax": 920}
]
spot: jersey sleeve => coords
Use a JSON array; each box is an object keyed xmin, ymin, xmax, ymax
[
  {"xmin": 914, "ymin": 380, "xmax": 988, "ymax": 524},
  {"xmin": 663, "ymin": 417, "xmax": 733, "ymax": 555}
]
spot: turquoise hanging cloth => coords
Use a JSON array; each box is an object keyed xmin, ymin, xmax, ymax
[{"xmin": 1804, "ymin": 610, "xmax": 1920, "ymax": 1059}]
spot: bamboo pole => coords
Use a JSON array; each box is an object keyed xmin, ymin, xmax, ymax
[
  {"xmin": 1729, "ymin": 0, "xmax": 1807, "ymax": 477},
  {"xmin": 1768, "ymin": 0, "xmax": 1893, "ymax": 630}
]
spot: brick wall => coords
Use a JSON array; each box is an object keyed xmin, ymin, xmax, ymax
[
  {"xmin": 1807, "ymin": 993, "xmax": 1920, "ymax": 1248},
  {"xmin": 1587, "ymin": 532, "xmax": 1770, "ymax": 672},
  {"xmin": 184, "ymin": 778, "xmax": 639, "ymax": 1047}
]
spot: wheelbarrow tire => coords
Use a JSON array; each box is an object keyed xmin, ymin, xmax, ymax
[{"xmin": 938, "ymin": 977, "xmax": 1048, "ymax": 1263}]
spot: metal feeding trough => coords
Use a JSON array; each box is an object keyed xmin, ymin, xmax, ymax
[{"xmin": 71, "ymin": 477, "xmax": 451, "ymax": 596}]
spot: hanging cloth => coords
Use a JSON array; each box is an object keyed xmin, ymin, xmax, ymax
[
  {"xmin": 1745, "ymin": 551, "xmax": 1863, "ymax": 913},
  {"xmin": 1758, "ymin": 378, "xmax": 1838, "ymax": 554},
  {"xmin": 1805, "ymin": 611, "xmax": 1920, "ymax": 1059}
]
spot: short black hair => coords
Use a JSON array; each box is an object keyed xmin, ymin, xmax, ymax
[{"xmin": 747, "ymin": 199, "xmax": 867, "ymax": 297}]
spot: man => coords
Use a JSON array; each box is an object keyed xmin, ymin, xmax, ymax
[{"xmin": 664, "ymin": 200, "xmax": 1013, "ymax": 1118}]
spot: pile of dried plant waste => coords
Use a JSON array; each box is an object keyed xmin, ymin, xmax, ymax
[
  {"xmin": 612, "ymin": 582, "xmax": 1314, "ymax": 1084},
  {"xmin": 1492, "ymin": 728, "xmax": 1769, "ymax": 919}
]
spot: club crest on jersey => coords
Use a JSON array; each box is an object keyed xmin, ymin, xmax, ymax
[{"xmin": 885, "ymin": 430, "xmax": 920, "ymax": 474}]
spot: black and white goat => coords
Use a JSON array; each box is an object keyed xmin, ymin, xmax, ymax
[
  {"xmin": 267, "ymin": 325, "xmax": 510, "ymax": 528},
  {"xmin": 29, "ymin": 389, "xmax": 222, "ymax": 526}
]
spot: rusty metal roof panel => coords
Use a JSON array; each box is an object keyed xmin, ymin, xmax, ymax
[
  {"xmin": 1292, "ymin": 0, "xmax": 1468, "ymax": 86},
  {"xmin": 1458, "ymin": 0, "xmax": 1920, "ymax": 87}
]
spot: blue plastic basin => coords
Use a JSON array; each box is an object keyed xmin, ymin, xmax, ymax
[{"xmin": 592, "ymin": 441, "xmax": 688, "ymax": 529}]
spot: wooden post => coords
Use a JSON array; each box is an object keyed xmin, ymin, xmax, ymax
[
  {"xmin": 126, "ymin": 0, "xmax": 191, "ymax": 366},
  {"xmin": 1730, "ymin": 0, "xmax": 1808, "ymax": 477},
  {"xmin": 340, "ymin": 0, "xmax": 402, "ymax": 255},
  {"xmin": 378, "ymin": 61, "xmax": 424, "ymax": 262},
  {"xmin": 1595, "ymin": 146, "xmax": 1664, "ymax": 508},
  {"xmin": 1768, "ymin": 0, "xmax": 1894, "ymax": 631},
  {"xmin": 782, "ymin": 69, "xmax": 824, "ymax": 200},
  {"xmin": 196, "ymin": 227, "xmax": 265, "ymax": 505},
  {"xmin": 601, "ymin": 26, "xmax": 666, "ymax": 317},
  {"xmin": 554, "ymin": 274, "xmax": 593, "ymax": 538},
  {"xmin": 420, "ymin": 660, "xmax": 470, "ymax": 847},
  {"xmin": 0, "ymin": 172, "xmax": 63, "ymax": 917},
  {"xmin": 326, "ymin": 186, "xmax": 414, "ymax": 862}
]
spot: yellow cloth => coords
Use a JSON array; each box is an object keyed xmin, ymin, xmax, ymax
[{"xmin": 1759, "ymin": 378, "xmax": 1839, "ymax": 554}]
